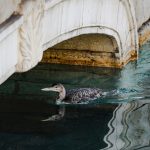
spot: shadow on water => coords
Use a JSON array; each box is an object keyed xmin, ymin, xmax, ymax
[{"xmin": 0, "ymin": 41, "xmax": 150, "ymax": 149}]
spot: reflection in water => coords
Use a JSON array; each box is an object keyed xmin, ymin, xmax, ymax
[
  {"xmin": 102, "ymin": 100, "xmax": 150, "ymax": 150},
  {"xmin": 0, "ymin": 41, "xmax": 150, "ymax": 149},
  {"xmin": 103, "ymin": 100, "xmax": 150, "ymax": 150}
]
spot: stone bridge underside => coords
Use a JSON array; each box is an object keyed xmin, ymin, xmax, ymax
[
  {"xmin": 42, "ymin": 0, "xmax": 138, "ymax": 68},
  {"xmin": 0, "ymin": 0, "xmax": 150, "ymax": 84},
  {"xmin": 42, "ymin": 34, "xmax": 120, "ymax": 67}
]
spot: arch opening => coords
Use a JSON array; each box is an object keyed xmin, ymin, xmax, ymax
[{"xmin": 42, "ymin": 34, "xmax": 122, "ymax": 68}]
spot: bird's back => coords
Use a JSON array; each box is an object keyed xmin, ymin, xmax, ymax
[{"xmin": 65, "ymin": 88, "xmax": 103, "ymax": 104}]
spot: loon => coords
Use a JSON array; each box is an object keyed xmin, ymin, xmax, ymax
[{"xmin": 41, "ymin": 83, "xmax": 105, "ymax": 121}]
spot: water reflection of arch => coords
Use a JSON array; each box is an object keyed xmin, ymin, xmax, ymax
[{"xmin": 102, "ymin": 100, "xmax": 150, "ymax": 150}]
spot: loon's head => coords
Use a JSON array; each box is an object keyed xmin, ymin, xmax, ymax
[
  {"xmin": 41, "ymin": 84, "xmax": 66, "ymax": 102},
  {"xmin": 41, "ymin": 84, "xmax": 64, "ymax": 92}
]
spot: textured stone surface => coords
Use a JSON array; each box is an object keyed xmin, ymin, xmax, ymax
[
  {"xmin": 139, "ymin": 19, "xmax": 150, "ymax": 46},
  {"xmin": 133, "ymin": 0, "xmax": 150, "ymax": 29},
  {"xmin": 133, "ymin": 0, "xmax": 150, "ymax": 45},
  {"xmin": 0, "ymin": 15, "xmax": 22, "ymax": 84},
  {"xmin": 43, "ymin": 0, "xmax": 138, "ymax": 61},
  {"xmin": 51, "ymin": 34, "xmax": 118, "ymax": 53},
  {"xmin": 0, "ymin": 0, "xmax": 21, "ymax": 24},
  {"xmin": 42, "ymin": 49, "xmax": 121, "ymax": 68},
  {"xmin": 16, "ymin": 0, "xmax": 44, "ymax": 72},
  {"xmin": 0, "ymin": 0, "xmax": 150, "ymax": 84},
  {"xmin": 42, "ymin": 34, "xmax": 120, "ymax": 68}
]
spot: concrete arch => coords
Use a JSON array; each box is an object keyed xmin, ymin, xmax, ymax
[
  {"xmin": 0, "ymin": 0, "xmax": 143, "ymax": 84},
  {"xmin": 43, "ymin": 0, "xmax": 138, "ymax": 66},
  {"xmin": 43, "ymin": 26, "xmax": 122, "ymax": 55},
  {"xmin": 42, "ymin": 26, "xmax": 122, "ymax": 67},
  {"xmin": 121, "ymin": 0, "xmax": 139, "ymax": 53}
]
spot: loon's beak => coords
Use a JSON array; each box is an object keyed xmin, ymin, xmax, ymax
[{"xmin": 41, "ymin": 87, "xmax": 58, "ymax": 92}]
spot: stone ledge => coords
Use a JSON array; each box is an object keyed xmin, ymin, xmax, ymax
[
  {"xmin": 0, "ymin": 15, "xmax": 23, "ymax": 42},
  {"xmin": 0, "ymin": 0, "xmax": 21, "ymax": 24},
  {"xmin": 42, "ymin": 48, "xmax": 121, "ymax": 68}
]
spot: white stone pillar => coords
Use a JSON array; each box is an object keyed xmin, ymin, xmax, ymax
[{"xmin": 16, "ymin": 0, "xmax": 44, "ymax": 72}]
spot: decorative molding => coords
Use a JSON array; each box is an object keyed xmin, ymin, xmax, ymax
[{"xmin": 16, "ymin": 0, "xmax": 44, "ymax": 72}]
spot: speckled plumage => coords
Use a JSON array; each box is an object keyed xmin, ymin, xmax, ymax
[
  {"xmin": 41, "ymin": 84, "xmax": 104, "ymax": 121},
  {"xmin": 65, "ymin": 88, "xmax": 103, "ymax": 103}
]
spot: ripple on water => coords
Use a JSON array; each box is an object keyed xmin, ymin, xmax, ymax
[{"xmin": 0, "ymin": 41, "xmax": 150, "ymax": 149}]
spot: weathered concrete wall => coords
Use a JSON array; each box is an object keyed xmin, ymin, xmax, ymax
[
  {"xmin": 133, "ymin": 0, "xmax": 150, "ymax": 45},
  {"xmin": 133, "ymin": 0, "xmax": 150, "ymax": 29},
  {"xmin": 42, "ymin": 34, "xmax": 120, "ymax": 67},
  {"xmin": 15, "ymin": 0, "xmax": 44, "ymax": 72},
  {"xmin": 0, "ymin": 0, "xmax": 21, "ymax": 24},
  {"xmin": 0, "ymin": 0, "xmax": 44, "ymax": 84},
  {"xmin": 50, "ymin": 34, "xmax": 118, "ymax": 53},
  {"xmin": 43, "ymin": 0, "xmax": 138, "ymax": 68},
  {"xmin": 0, "ymin": 0, "xmax": 150, "ymax": 84},
  {"xmin": 0, "ymin": 0, "xmax": 22, "ymax": 84},
  {"xmin": 0, "ymin": 16, "xmax": 22, "ymax": 84}
]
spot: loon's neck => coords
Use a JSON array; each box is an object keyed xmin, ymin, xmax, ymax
[{"xmin": 58, "ymin": 86, "xmax": 66, "ymax": 101}]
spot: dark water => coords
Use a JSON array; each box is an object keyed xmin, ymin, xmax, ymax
[{"xmin": 0, "ymin": 41, "xmax": 150, "ymax": 149}]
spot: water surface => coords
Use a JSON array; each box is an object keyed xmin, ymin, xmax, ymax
[{"xmin": 0, "ymin": 41, "xmax": 150, "ymax": 149}]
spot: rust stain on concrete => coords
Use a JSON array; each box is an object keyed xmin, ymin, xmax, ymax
[
  {"xmin": 42, "ymin": 34, "xmax": 122, "ymax": 68},
  {"xmin": 139, "ymin": 31, "xmax": 150, "ymax": 46},
  {"xmin": 41, "ymin": 49, "xmax": 122, "ymax": 68},
  {"xmin": 41, "ymin": 30, "xmax": 149, "ymax": 68}
]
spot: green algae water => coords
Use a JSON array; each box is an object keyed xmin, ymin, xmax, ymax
[{"xmin": 0, "ymin": 41, "xmax": 150, "ymax": 149}]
